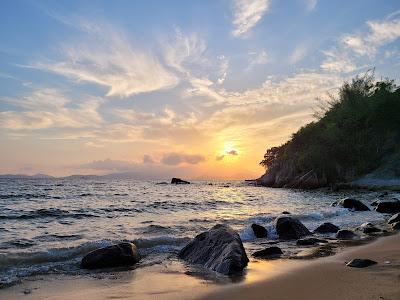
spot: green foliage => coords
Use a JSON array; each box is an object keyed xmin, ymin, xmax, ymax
[{"xmin": 260, "ymin": 72, "xmax": 400, "ymax": 183}]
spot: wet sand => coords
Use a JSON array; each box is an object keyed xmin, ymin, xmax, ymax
[
  {"xmin": 1, "ymin": 234, "xmax": 399, "ymax": 300},
  {"xmin": 201, "ymin": 233, "xmax": 400, "ymax": 300}
]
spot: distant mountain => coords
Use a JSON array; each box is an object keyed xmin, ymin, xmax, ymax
[{"xmin": 0, "ymin": 173, "xmax": 54, "ymax": 179}]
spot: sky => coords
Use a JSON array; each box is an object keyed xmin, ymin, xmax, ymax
[{"xmin": 0, "ymin": 0, "xmax": 399, "ymax": 179}]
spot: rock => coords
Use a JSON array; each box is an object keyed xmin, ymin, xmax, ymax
[
  {"xmin": 370, "ymin": 200, "xmax": 379, "ymax": 206},
  {"xmin": 156, "ymin": 182, "xmax": 168, "ymax": 185},
  {"xmin": 281, "ymin": 211, "xmax": 291, "ymax": 214},
  {"xmin": 296, "ymin": 238, "xmax": 328, "ymax": 246},
  {"xmin": 336, "ymin": 229, "xmax": 358, "ymax": 240},
  {"xmin": 81, "ymin": 242, "xmax": 139, "ymax": 269},
  {"xmin": 171, "ymin": 178, "xmax": 190, "ymax": 184},
  {"xmin": 388, "ymin": 213, "xmax": 400, "ymax": 224},
  {"xmin": 346, "ymin": 259, "xmax": 377, "ymax": 268},
  {"xmin": 375, "ymin": 201, "xmax": 400, "ymax": 213},
  {"xmin": 178, "ymin": 224, "xmax": 248, "ymax": 275},
  {"xmin": 251, "ymin": 224, "xmax": 268, "ymax": 238},
  {"xmin": 314, "ymin": 222, "xmax": 340, "ymax": 234},
  {"xmin": 334, "ymin": 198, "xmax": 370, "ymax": 211},
  {"xmin": 392, "ymin": 222, "xmax": 400, "ymax": 230},
  {"xmin": 378, "ymin": 192, "xmax": 388, "ymax": 198},
  {"xmin": 359, "ymin": 223, "xmax": 381, "ymax": 234},
  {"xmin": 274, "ymin": 216, "xmax": 311, "ymax": 240},
  {"xmin": 252, "ymin": 246, "xmax": 283, "ymax": 258}
]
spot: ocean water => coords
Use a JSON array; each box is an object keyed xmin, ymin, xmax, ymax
[{"xmin": 0, "ymin": 178, "xmax": 394, "ymax": 287}]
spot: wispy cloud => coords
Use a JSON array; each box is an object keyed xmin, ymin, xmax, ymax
[
  {"xmin": 0, "ymin": 88, "xmax": 103, "ymax": 130},
  {"xmin": 289, "ymin": 44, "xmax": 308, "ymax": 64},
  {"xmin": 232, "ymin": 0, "xmax": 270, "ymax": 37},
  {"xmin": 30, "ymin": 21, "xmax": 178, "ymax": 98},
  {"xmin": 161, "ymin": 152, "xmax": 206, "ymax": 165},
  {"xmin": 305, "ymin": 0, "xmax": 317, "ymax": 11}
]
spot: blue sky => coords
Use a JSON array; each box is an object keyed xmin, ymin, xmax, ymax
[{"xmin": 0, "ymin": 0, "xmax": 399, "ymax": 178}]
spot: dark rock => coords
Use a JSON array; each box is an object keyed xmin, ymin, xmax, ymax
[
  {"xmin": 346, "ymin": 259, "xmax": 377, "ymax": 268},
  {"xmin": 81, "ymin": 242, "xmax": 139, "ymax": 269},
  {"xmin": 274, "ymin": 216, "xmax": 311, "ymax": 240},
  {"xmin": 251, "ymin": 224, "xmax": 268, "ymax": 238},
  {"xmin": 336, "ymin": 229, "xmax": 358, "ymax": 240},
  {"xmin": 156, "ymin": 182, "xmax": 168, "ymax": 185},
  {"xmin": 359, "ymin": 223, "xmax": 381, "ymax": 234},
  {"xmin": 314, "ymin": 222, "xmax": 339, "ymax": 234},
  {"xmin": 392, "ymin": 222, "xmax": 400, "ymax": 230},
  {"xmin": 375, "ymin": 201, "xmax": 400, "ymax": 213},
  {"xmin": 171, "ymin": 178, "xmax": 190, "ymax": 184},
  {"xmin": 388, "ymin": 213, "xmax": 400, "ymax": 224},
  {"xmin": 378, "ymin": 191, "xmax": 388, "ymax": 198},
  {"xmin": 281, "ymin": 211, "xmax": 291, "ymax": 215},
  {"xmin": 296, "ymin": 238, "xmax": 328, "ymax": 246},
  {"xmin": 178, "ymin": 224, "xmax": 248, "ymax": 275},
  {"xmin": 334, "ymin": 198, "xmax": 370, "ymax": 211},
  {"xmin": 370, "ymin": 200, "xmax": 379, "ymax": 206},
  {"xmin": 252, "ymin": 246, "xmax": 283, "ymax": 258}
]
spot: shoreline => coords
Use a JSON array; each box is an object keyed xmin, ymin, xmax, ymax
[
  {"xmin": 200, "ymin": 232, "xmax": 400, "ymax": 300},
  {"xmin": 1, "ymin": 233, "xmax": 399, "ymax": 300}
]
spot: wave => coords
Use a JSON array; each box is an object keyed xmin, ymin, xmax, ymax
[{"xmin": 0, "ymin": 208, "xmax": 100, "ymax": 220}]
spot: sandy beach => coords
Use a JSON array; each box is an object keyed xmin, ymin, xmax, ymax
[
  {"xmin": 1, "ymin": 233, "xmax": 399, "ymax": 300},
  {"xmin": 202, "ymin": 233, "xmax": 400, "ymax": 300}
]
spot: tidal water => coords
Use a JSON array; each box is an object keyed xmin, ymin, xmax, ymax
[{"xmin": 0, "ymin": 178, "xmax": 393, "ymax": 287}]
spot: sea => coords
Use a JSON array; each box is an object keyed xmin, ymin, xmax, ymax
[{"xmin": 0, "ymin": 177, "xmax": 394, "ymax": 288}]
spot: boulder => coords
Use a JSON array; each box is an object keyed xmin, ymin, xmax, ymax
[
  {"xmin": 81, "ymin": 242, "xmax": 139, "ymax": 269},
  {"xmin": 336, "ymin": 229, "xmax": 358, "ymax": 240},
  {"xmin": 334, "ymin": 198, "xmax": 370, "ymax": 211},
  {"xmin": 388, "ymin": 213, "xmax": 400, "ymax": 224},
  {"xmin": 274, "ymin": 216, "xmax": 311, "ymax": 240},
  {"xmin": 252, "ymin": 246, "xmax": 283, "ymax": 258},
  {"xmin": 346, "ymin": 259, "xmax": 377, "ymax": 268},
  {"xmin": 359, "ymin": 223, "xmax": 381, "ymax": 234},
  {"xmin": 171, "ymin": 178, "xmax": 190, "ymax": 184},
  {"xmin": 296, "ymin": 238, "xmax": 328, "ymax": 246},
  {"xmin": 375, "ymin": 201, "xmax": 400, "ymax": 213},
  {"xmin": 251, "ymin": 224, "xmax": 268, "ymax": 238},
  {"xmin": 392, "ymin": 222, "xmax": 400, "ymax": 230},
  {"xmin": 178, "ymin": 224, "xmax": 248, "ymax": 275},
  {"xmin": 314, "ymin": 222, "xmax": 339, "ymax": 234}
]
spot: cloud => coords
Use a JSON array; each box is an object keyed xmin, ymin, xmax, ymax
[
  {"xmin": 226, "ymin": 149, "xmax": 238, "ymax": 155},
  {"xmin": 320, "ymin": 50, "xmax": 357, "ymax": 73},
  {"xmin": 248, "ymin": 50, "xmax": 269, "ymax": 69},
  {"xmin": 289, "ymin": 44, "xmax": 308, "ymax": 64},
  {"xmin": 80, "ymin": 158, "xmax": 138, "ymax": 171},
  {"xmin": 31, "ymin": 21, "xmax": 178, "ymax": 97},
  {"xmin": 143, "ymin": 154, "xmax": 155, "ymax": 164},
  {"xmin": 161, "ymin": 153, "xmax": 206, "ymax": 165},
  {"xmin": 0, "ymin": 88, "xmax": 103, "ymax": 130},
  {"xmin": 216, "ymin": 155, "xmax": 225, "ymax": 161},
  {"xmin": 232, "ymin": 0, "xmax": 270, "ymax": 37},
  {"xmin": 305, "ymin": 0, "xmax": 317, "ymax": 11}
]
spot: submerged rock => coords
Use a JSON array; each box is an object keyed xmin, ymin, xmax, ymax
[
  {"xmin": 336, "ymin": 229, "xmax": 358, "ymax": 240},
  {"xmin": 346, "ymin": 259, "xmax": 377, "ymax": 268},
  {"xmin": 274, "ymin": 216, "xmax": 311, "ymax": 240},
  {"xmin": 171, "ymin": 178, "xmax": 190, "ymax": 184},
  {"xmin": 178, "ymin": 224, "xmax": 248, "ymax": 275},
  {"xmin": 81, "ymin": 242, "xmax": 139, "ymax": 269},
  {"xmin": 252, "ymin": 246, "xmax": 283, "ymax": 258},
  {"xmin": 375, "ymin": 201, "xmax": 400, "ymax": 213},
  {"xmin": 333, "ymin": 198, "xmax": 370, "ymax": 211},
  {"xmin": 296, "ymin": 237, "xmax": 328, "ymax": 246},
  {"xmin": 251, "ymin": 224, "xmax": 268, "ymax": 238},
  {"xmin": 314, "ymin": 222, "xmax": 339, "ymax": 234},
  {"xmin": 388, "ymin": 213, "xmax": 400, "ymax": 224}
]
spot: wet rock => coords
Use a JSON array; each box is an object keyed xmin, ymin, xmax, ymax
[
  {"xmin": 346, "ymin": 259, "xmax": 377, "ymax": 268},
  {"xmin": 252, "ymin": 246, "xmax": 283, "ymax": 258},
  {"xmin": 378, "ymin": 191, "xmax": 388, "ymax": 198},
  {"xmin": 81, "ymin": 242, "xmax": 139, "ymax": 269},
  {"xmin": 281, "ymin": 211, "xmax": 291, "ymax": 215},
  {"xmin": 333, "ymin": 198, "xmax": 370, "ymax": 211},
  {"xmin": 171, "ymin": 178, "xmax": 190, "ymax": 184},
  {"xmin": 392, "ymin": 222, "xmax": 400, "ymax": 230},
  {"xmin": 156, "ymin": 181, "xmax": 168, "ymax": 185},
  {"xmin": 359, "ymin": 223, "xmax": 381, "ymax": 234},
  {"xmin": 251, "ymin": 224, "xmax": 268, "ymax": 238},
  {"xmin": 388, "ymin": 213, "xmax": 400, "ymax": 224},
  {"xmin": 375, "ymin": 201, "xmax": 400, "ymax": 213},
  {"xmin": 178, "ymin": 224, "xmax": 248, "ymax": 275},
  {"xmin": 336, "ymin": 229, "xmax": 358, "ymax": 240},
  {"xmin": 296, "ymin": 238, "xmax": 328, "ymax": 246},
  {"xmin": 314, "ymin": 222, "xmax": 340, "ymax": 234},
  {"xmin": 274, "ymin": 216, "xmax": 311, "ymax": 240}
]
